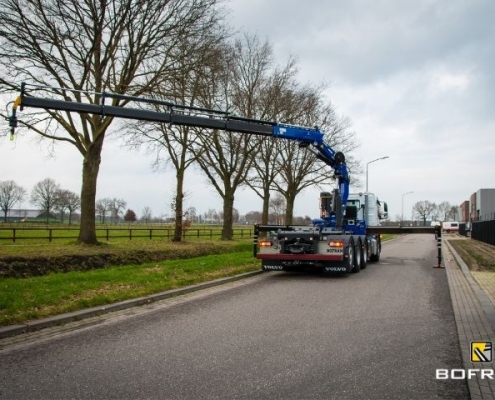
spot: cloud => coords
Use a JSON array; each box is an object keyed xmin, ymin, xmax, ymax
[
  {"xmin": 225, "ymin": 0, "xmax": 495, "ymax": 219},
  {"xmin": 2, "ymin": 0, "xmax": 495, "ymax": 221}
]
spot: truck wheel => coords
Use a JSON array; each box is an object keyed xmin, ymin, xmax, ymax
[
  {"xmin": 345, "ymin": 238, "xmax": 355, "ymax": 272},
  {"xmin": 360, "ymin": 239, "xmax": 368, "ymax": 269},
  {"xmin": 370, "ymin": 238, "xmax": 381, "ymax": 262},
  {"xmin": 352, "ymin": 238, "xmax": 361, "ymax": 273}
]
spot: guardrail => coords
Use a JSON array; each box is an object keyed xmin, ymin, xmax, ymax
[{"xmin": 0, "ymin": 227, "xmax": 254, "ymax": 243}]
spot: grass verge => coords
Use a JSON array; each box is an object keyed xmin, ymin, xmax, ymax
[
  {"xmin": 448, "ymin": 239, "xmax": 495, "ymax": 271},
  {"xmin": 0, "ymin": 249, "xmax": 259, "ymax": 326}
]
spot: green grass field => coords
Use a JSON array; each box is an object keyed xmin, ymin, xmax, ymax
[{"xmin": 0, "ymin": 243, "xmax": 258, "ymax": 326}]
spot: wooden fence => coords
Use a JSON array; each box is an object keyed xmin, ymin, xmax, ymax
[{"xmin": 0, "ymin": 226, "xmax": 254, "ymax": 243}]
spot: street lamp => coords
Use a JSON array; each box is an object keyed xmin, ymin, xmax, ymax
[
  {"xmin": 402, "ymin": 191, "xmax": 414, "ymax": 225},
  {"xmin": 366, "ymin": 156, "xmax": 389, "ymax": 192}
]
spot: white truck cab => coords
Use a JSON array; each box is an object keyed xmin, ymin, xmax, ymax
[{"xmin": 347, "ymin": 193, "xmax": 388, "ymax": 226}]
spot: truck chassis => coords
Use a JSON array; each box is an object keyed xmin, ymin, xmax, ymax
[{"xmin": 254, "ymin": 224, "xmax": 378, "ymax": 274}]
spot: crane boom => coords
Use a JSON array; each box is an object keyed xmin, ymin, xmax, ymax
[{"xmin": 7, "ymin": 83, "xmax": 349, "ymax": 225}]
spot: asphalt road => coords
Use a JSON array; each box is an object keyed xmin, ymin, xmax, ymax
[{"xmin": 0, "ymin": 235, "xmax": 468, "ymax": 400}]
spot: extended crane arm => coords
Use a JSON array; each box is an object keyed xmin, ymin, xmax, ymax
[{"xmin": 7, "ymin": 83, "xmax": 349, "ymax": 217}]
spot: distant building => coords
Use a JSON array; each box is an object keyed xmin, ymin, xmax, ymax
[
  {"xmin": 2, "ymin": 209, "xmax": 58, "ymax": 223},
  {"xmin": 459, "ymin": 201, "xmax": 470, "ymax": 223},
  {"xmin": 468, "ymin": 189, "xmax": 495, "ymax": 222}
]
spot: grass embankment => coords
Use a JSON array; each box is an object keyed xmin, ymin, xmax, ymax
[
  {"xmin": 0, "ymin": 240, "xmax": 258, "ymax": 326},
  {"xmin": 448, "ymin": 239, "xmax": 495, "ymax": 271}
]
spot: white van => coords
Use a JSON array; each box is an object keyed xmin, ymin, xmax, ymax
[{"xmin": 442, "ymin": 221, "xmax": 459, "ymax": 233}]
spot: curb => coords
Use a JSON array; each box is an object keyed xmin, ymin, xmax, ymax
[
  {"xmin": 443, "ymin": 238, "xmax": 495, "ymax": 400},
  {"xmin": 0, "ymin": 270, "xmax": 265, "ymax": 340},
  {"xmin": 444, "ymin": 239, "xmax": 495, "ymax": 333}
]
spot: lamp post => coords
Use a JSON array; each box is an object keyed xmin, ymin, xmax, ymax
[
  {"xmin": 366, "ymin": 156, "xmax": 389, "ymax": 193},
  {"xmin": 364, "ymin": 156, "xmax": 389, "ymax": 223},
  {"xmin": 402, "ymin": 191, "xmax": 414, "ymax": 225}
]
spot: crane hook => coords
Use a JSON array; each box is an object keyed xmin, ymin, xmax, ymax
[{"xmin": 6, "ymin": 96, "xmax": 22, "ymax": 140}]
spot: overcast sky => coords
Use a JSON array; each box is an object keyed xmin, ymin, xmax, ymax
[{"xmin": 2, "ymin": 0, "xmax": 494, "ymax": 221}]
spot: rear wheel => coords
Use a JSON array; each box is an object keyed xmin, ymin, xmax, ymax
[
  {"xmin": 370, "ymin": 236, "xmax": 381, "ymax": 262},
  {"xmin": 352, "ymin": 238, "xmax": 361, "ymax": 273},
  {"xmin": 345, "ymin": 237, "xmax": 354, "ymax": 272},
  {"xmin": 360, "ymin": 239, "xmax": 368, "ymax": 269}
]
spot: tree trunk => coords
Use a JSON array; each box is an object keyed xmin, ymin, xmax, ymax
[
  {"xmin": 285, "ymin": 194, "xmax": 296, "ymax": 225},
  {"xmin": 173, "ymin": 176, "xmax": 185, "ymax": 242},
  {"xmin": 78, "ymin": 137, "xmax": 104, "ymax": 244},
  {"xmin": 261, "ymin": 189, "xmax": 270, "ymax": 225},
  {"xmin": 221, "ymin": 193, "xmax": 234, "ymax": 240}
]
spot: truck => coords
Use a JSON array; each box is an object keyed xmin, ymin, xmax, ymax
[
  {"xmin": 255, "ymin": 191, "xmax": 388, "ymax": 274},
  {"xmin": 8, "ymin": 83, "xmax": 393, "ymax": 274}
]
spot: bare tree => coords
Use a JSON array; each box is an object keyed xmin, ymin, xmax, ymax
[
  {"xmin": 448, "ymin": 205, "xmax": 460, "ymax": 221},
  {"xmin": 107, "ymin": 198, "xmax": 127, "ymax": 223},
  {"xmin": 204, "ymin": 208, "xmax": 219, "ymax": 224},
  {"xmin": 436, "ymin": 201, "xmax": 451, "ymax": 222},
  {"xmin": 141, "ymin": 206, "xmax": 152, "ymax": 224},
  {"xmin": 30, "ymin": 178, "xmax": 60, "ymax": 222},
  {"xmin": 245, "ymin": 210, "xmax": 262, "ymax": 224},
  {"xmin": 0, "ymin": 180, "xmax": 26, "ymax": 222},
  {"xmin": 235, "ymin": 38, "xmax": 361, "ymax": 225},
  {"xmin": 412, "ymin": 200, "xmax": 437, "ymax": 226},
  {"xmin": 125, "ymin": 35, "xmax": 226, "ymax": 241},
  {"xmin": 245, "ymin": 54, "xmax": 300, "ymax": 225},
  {"xmin": 65, "ymin": 191, "xmax": 81, "ymax": 225},
  {"xmin": 269, "ymin": 193, "xmax": 286, "ymax": 224},
  {"xmin": 191, "ymin": 34, "xmax": 278, "ymax": 239},
  {"xmin": 96, "ymin": 198, "xmax": 112, "ymax": 224},
  {"xmin": 54, "ymin": 189, "xmax": 80, "ymax": 225},
  {"xmin": 185, "ymin": 207, "xmax": 198, "ymax": 223},
  {"xmin": 0, "ymin": 0, "xmax": 223, "ymax": 244}
]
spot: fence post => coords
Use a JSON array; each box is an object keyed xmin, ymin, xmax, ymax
[{"xmin": 13, "ymin": 228, "xmax": 16, "ymax": 243}]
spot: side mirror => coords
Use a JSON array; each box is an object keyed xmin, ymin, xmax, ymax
[{"xmin": 379, "ymin": 202, "xmax": 388, "ymax": 219}]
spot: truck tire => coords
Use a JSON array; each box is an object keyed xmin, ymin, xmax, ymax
[
  {"xmin": 360, "ymin": 239, "xmax": 368, "ymax": 269},
  {"xmin": 345, "ymin": 237, "xmax": 355, "ymax": 272},
  {"xmin": 370, "ymin": 237, "xmax": 381, "ymax": 262},
  {"xmin": 352, "ymin": 237, "xmax": 361, "ymax": 273}
]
